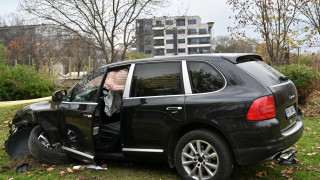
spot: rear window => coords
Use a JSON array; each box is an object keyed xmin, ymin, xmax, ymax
[{"xmin": 237, "ymin": 61, "xmax": 284, "ymax": 86}]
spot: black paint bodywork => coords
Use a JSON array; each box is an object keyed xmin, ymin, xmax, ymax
[{"xmin": 7, "ymin": 54, "xmax": 303, "ymax": 166}]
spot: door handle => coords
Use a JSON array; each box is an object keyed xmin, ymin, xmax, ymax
[
  {"xmin": 83, "ymin": 114, "xmax": 92, "ymax": 119},
  {"xmin": 166, "ymin": 107, "xmax": 182, "ymax": 111}
]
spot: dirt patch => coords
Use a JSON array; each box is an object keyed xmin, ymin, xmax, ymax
[
  {"xmin": 300, "ymin": 90, "xmax": 320, "ymax": 119},
  {"xmin": 2, "ymin": 154, "xmax": 42, "ymax": 172}
]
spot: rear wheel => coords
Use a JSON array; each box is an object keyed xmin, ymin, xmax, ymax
[
  {"xmin": 174, "ymin": 130, "xmax": 233, "ymax": 180},
  {"xmin": 28, "ymin": 125, "xmax": 70, "ymax": 164}
]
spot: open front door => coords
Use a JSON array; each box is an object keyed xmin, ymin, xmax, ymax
[{"xmin": 60, "ymin": 67, "xmax": 107, "ymax": 164}]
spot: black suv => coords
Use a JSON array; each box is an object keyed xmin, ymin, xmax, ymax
[{"xmin": 6, "ymin": 54, "xmax": 303, "ymax": 180}]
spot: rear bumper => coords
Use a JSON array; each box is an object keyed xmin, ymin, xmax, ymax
[{"xmin": 233, "ymin": 109, "xmax": 304, "ymax": 165}]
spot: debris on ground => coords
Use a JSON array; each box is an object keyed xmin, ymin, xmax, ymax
[
  {"xmin": 16, "ymin": 163, "xmax": 30, "ymax": 173},
  {"xmin": 274, "ymin": 149, "xmax": 298, "ymax": 165},
  {"xmin": 72, "ymin": 165, "xmax": 107, "ymax": 171}
]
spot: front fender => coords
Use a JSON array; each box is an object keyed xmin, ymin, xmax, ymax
[
  {"xmin": 10, "ymin": 100, "xmax": 61, "ymax": 145},
  {"xmin": 12, "ymin": 101, "xmax": 52, "ymax": 127}
]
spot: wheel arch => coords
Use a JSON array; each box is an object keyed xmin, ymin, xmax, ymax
[{"xmin": 166, "ymin": 122, "xmax": 235, "ymax": 168}]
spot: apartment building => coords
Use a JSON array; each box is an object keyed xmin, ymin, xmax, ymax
[{"xmin": 135, "ymin": 16, "xmax": 214, "ymax": 57}]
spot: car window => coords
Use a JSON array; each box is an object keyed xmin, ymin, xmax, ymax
[
  {"xmin": 71, "ymin": 67, "xmax": 107, "ymax": 102},
  {"xmin": 187, "ymin": 61, "xmax": 225, "ymax": 93},
  {"xmin": 236, "ymin": 61, "xmax": 283, "ymax": 86},
  {"xmin": 130, "ymin": 62, "xmax": 183, "ymax": 97}
]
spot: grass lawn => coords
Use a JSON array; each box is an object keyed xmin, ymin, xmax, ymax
[{"xmin": 0, "ymin": 105, "xmax": 319, "ymax": 179}]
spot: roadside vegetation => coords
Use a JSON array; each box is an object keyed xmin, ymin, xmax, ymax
[{"xmin": 0, "ymin": 64, "xmax": 55, "ymax": 101}]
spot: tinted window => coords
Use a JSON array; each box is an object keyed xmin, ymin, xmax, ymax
[
  {"xmin": 155, "ymin": 21, "xmax": 162, "ymax": 26},
  {"xmin": 199, "ymin": 29, "xmax": 207, "ymax": 34},
  {"xmin": 166, "ymin": 20, "xmax": 173, "ymax": 25},
  {"xmin": 178, "ymin": 48, "xmax": 186, "ymax": 53},
  {"xmin": 178, "ymin": 39, "xmax": 185, "ymax": 43},
  {"xmin": 166, "ymin": 49, "xmax": 174, "ymax": 53},
  {"xmin": 155, "ymin": 39, "xmax": 164, "ymax": 46},
  {"xmin": 177, "ymin": 29, "xmax": 185, "ymax": 34},
  {"xmin": 72, "ymin": 67, "xmax": 107, "ymax": 102},
  {"xmin": 237, "ymin": 61, "xmax": 283, "ymax": 86},
  {"xmin": 177, "ymin": 19, "xmax": 185, "ymax": 26},
  {"xmin": 187, "ymin": 62, "xmax": 225, "ymax": 93},
  {"xmin": 188, "ymin": 19, "xmax": 196, "ymax": 24},
  {"xmin": 188, "ymin": 38, "xmax": 197, "ymax": 44},
  {"xmin": 188, "ymin": 29, "xmax": 197, "ymax": 35},
  {"xmin": 130, "ymin": 62, "xmax": 183, "ymax": 97},
  {"xmin": 199, "ymin": 37, "xmax": 210, "ymax": 44}
]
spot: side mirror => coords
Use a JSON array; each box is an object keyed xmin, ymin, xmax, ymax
[{"xmin": 52, "ymin": 90, "xmax": 67, "ymax": 105}]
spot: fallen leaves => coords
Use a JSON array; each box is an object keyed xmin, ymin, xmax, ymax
[
  {"xmin": 24, "ymin": 172, "xmax": 34, "ymax": 178},
  {"xmin": 101, "ymin": 164, "xmax": 107, "ymax": 168},
  {"xmin": 46, "ymin": 165, "xmax": 56, "ymax": 171},
  {"xmin": 67, "ymin": 167, "xmax": 73, "ymax": 173},
  {"xmin": 59, "ymin": 171, "xmax": 65, "ymax": 177},
  {"xmin": 306, "ymin": 152, "xmax": 317, "ymax": 156},
  {"xmin": 305, "ymin": 127, "xmax": 312, "ymax": 131},
  {"xmin": 255, "ymin": 171, "xmax": 267, "ymax": 178},
  {"xmin": 281, "ymin": 168, "xmax": 294, "ymax": 179}
]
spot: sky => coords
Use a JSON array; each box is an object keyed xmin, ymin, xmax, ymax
[{"xmin": 0, "ymin": 0, "xmax": 235, "ymax": 37}]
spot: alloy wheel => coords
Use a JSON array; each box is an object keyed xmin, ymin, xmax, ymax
[{"xmin": 181, "ymin": 140, "xmax": 219, "ymax": 180}]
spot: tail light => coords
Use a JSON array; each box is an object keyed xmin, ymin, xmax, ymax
[{"xmin": 247, "ymin": 95, "xmax": 276, "ymax": 121}]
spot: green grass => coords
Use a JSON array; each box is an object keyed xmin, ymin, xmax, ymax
[{"xmin": 0, "ymin": 105, "xmax": 319, "ymax": 179}]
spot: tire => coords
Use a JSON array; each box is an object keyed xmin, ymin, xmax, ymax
[
  {"xmin": 174, "ymin": 129, "xmax": 233, "ymax": 180},
  {"xmin": 28, "ymin": 125, "xmax": 70, "ymax": 164}
]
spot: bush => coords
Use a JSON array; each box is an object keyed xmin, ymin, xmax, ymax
[
  {"xmin": 274, "ymin": 64, "xmax": 320, "ymax": 105},
  {"xmin": 124, "ymin": 52, "xmax": 148, "ymax": 61},
  {"xmin": 291, "ymin": 54, "xmax": 314, "ymax": 66},
  {"xmin": 0, "ymin": 64, "xmax": 55, "ymax": 101}
]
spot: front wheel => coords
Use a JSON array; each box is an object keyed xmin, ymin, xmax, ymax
[
  {"xmin": 28, "ymin": 125, "xmax": 70, "ymax": 164},
  {"xmin": 174, "ymin": 130, "xmax": 233, "ymax": 180}
]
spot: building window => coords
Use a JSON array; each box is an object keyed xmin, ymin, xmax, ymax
[
  {"xmin": 166, "ymin": 39, "xmax": 174, "ymax": 44},
  {"xmin": 166, "ymin": 20, "xmax": 173, "ymax": 25},
  {"xmin": 188, "ymin": 19, "xmax": 197, "ymax": 24},
  {"xmin": 145, "ymin": 50, "xmax": 152, "ymax": 54},
  {"xmin": 188, "ymin": 48, "xmax": 198, "ymax": 54},
  {"xmin": 199, "ymin": 37, "xmax": 210, "ymax": 44},
  {"xmin": 176, "ymin": 19, "xmax": 185, "ymax": 26},
  {"xmin": 166, "ymin": 30, "xmax": 174, "ymax": 35},
  {"xmin": 155, "ymin": 49, "xmax": 165, "ymax": 55},
  {"xmin": 188, "ymin": 38, "xmax": 198, "ymax": 45},
  {"xmin": 199, "ymin": 47, "xmax": 210, "ymax": 53},
  {"xmin": 178, "ymin": 39, "xmax": 185, "ymax": 44},
  {"xmin": 178, "ymin": 48, "xmax": 186, "ymax": 53},
  {"xmin": 177, "ymin": 29, "xmax": 185, "ymax": 34},
  {"xmin": 154, "ymin": 30, "xmax": 164, "ymax": 37},
  {"xmin": 155, "ymin": 21, "xmax": 163, "ymax": 27},
  {"xmin": 155, "ymin": 39, "xmax": 164, "ymax": 46},
  {"xmin": 166, "ymin": 49, "xmax": 174, "ymax": 53},
  {"xmin": 145, "ymin": 21, "xmax": 152, "ymax": 28},
  {"xmin": 188, "ymin": 29, "xmax": 197, "ymax": 35},
  {"xmin": 199, "ymin": 29, "xmax": 207, "ymax": 34}
]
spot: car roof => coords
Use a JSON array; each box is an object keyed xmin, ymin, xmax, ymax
[{"xmin": 102, "ymin": 53, "xmax": 262, "ymax": 68}]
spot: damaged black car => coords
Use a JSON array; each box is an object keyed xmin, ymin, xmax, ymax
[{"xmin": 5, "ymin": 54, "xmax": 304, "ymax": 180}]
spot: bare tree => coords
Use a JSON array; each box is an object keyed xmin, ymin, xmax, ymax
[
  {"xmin": 62, "ymin": 36, "xmax": 96, "ymax": 76},
  {"xmin": 21, "ymin": 0, "xmax": 167, "ymax": 64},
  {"xmin": 227, "ymin": 0, "xmax": 300, "ymax": 65},
  {"xmin": 298, "ymin": 0, "xmax": 320, "ymax": 45}
]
